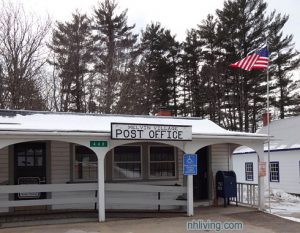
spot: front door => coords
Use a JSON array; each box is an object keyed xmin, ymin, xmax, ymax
[
  {"xmin": 193, "ymin": 147, "xmax": 208, "ymax": 200},
  {"xmin": 14, "ymin": 142, "xmax": 47, "ymax": 200}
]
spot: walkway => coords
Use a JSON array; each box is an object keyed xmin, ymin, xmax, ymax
[{"xmin": 0, "ymin": 206, "xmax": 299, "ymax": 232}]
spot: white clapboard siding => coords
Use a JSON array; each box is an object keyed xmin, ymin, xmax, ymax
[
  {"xmin": 51, "ymin": 141, "xmax": 72, "ymax": 209},
  {"xmin": 210, "ymin": 144, "xmax": 230, "ymax": 202},
  {"xmin": 0, "ymin": 147, "xmax": 8, "ymax": 213},
  {"xmin": 211, "ymin": 144, "xmax": 230, "ymax": 175},
  {"xmin": 232, "ymin": 153, "xmax": 258, "ymax": 184},
  {"xmin": 0, "ymin": 147, "xmax": 8, "ymax": 183},
  {"xmin": 51, "ymin": 141, "xmax": 70, "ymax": 184},
  {"xmin": 233, "ymin": 150, "xmax": 300, "ymax": 194}
]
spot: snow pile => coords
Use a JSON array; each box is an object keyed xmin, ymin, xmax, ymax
[
  {"xmin": 269, "ymin": 189, "xmax": 300, "ymax": 203},
  {"xmin": 280, "ymin": 216, "xmax": 300, "ymax": 223},
  {"xmin": 264, "ymin": 188, "xmax": 300, "ymax": 222}
]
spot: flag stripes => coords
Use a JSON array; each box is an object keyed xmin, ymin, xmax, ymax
[{"xmin": 229, "ymin": 47, "xmax": 269, "ymax": 71}]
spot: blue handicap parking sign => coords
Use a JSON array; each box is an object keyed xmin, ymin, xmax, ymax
[{"xmin": 183, "ymin": 154, "xmax": 197, "ymax": 175}]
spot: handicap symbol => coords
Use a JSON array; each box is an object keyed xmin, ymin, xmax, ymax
[{"xmin": 187, "ymin": 155, "xmax": 193, "ymax": 164}]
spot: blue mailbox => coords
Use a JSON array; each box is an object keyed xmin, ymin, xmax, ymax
[{"xmin": 216, "ymin": 170, "xmax": 237, "ymax": 207}]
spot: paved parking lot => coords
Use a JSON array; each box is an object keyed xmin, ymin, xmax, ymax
[{"xmin": 0, "ymin": 206, "xmax": 299, "ymax": 233}]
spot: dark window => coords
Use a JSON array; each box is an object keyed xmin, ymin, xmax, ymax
[
  {"xmin": 15, "ymin": 144, "xmax": 44, "ymax": 168},
  {"xmin": 245, "ymin": 162, "xmax": 254, "ymax": 181},
  {"xmin": 149, "ymin": 146, "xmax": 175, "ymax": 178},
  {"xmin": 74, "ymin": 146, "xmax": 97, "ymax": 181},
  {"xmin": 113, "ymin": 146, "xmax": 141, "ymax": 179},
  {"xmin": 270, "ymin": 162, "xmax": 280, "ymax": 182}
]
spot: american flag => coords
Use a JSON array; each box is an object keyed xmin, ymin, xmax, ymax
[{"xmin": 229, "ymin": 47, "xmax": 269, "ymax": 71}]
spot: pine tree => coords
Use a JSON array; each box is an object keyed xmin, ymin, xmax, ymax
[
  {"xmin": 114, "ymin": 64, "xmax": 147, "ymax": 114},
  {"xmin": 197, "ymin": 14, "xmax": 226, "ymax": 123},
  {"xmin": 92, "ymin": 0, "xmax": 138, "ymax": 114},
  {"xmin": 48, "ymin": 11, "xmax": 94, "ymax": 112},
  {"xmin": 180, "ymin": 29, "xmax": 204, "ymax": 117},
  {"xmin": 139, "ymin": 22, "xmax": 179, "ymax": 114},
  {"xmin": 216, "ymin": 0, "xmax": 270, "ymax": 132},
  {"xmin": 268, "ymin": 12, "xmax": 300, "ymax": 118}
]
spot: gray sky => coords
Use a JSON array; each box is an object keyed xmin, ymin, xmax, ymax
[{"xmin": 20, "ymin": 0, "xmax": 300, "ymax": 50}]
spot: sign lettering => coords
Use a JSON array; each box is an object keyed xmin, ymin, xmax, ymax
[{"xmin": 111, "ymin": 123, "xmax": 192, "ymax": 141}]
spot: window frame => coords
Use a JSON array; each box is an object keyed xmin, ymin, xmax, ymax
[
  {"xmin": 269, "ymin": 161, "xmax": 280, "ymax": 182},
  {"xmin": 245, "ymin": 162, "xmax": 254, "ymax": 181},
  {"xmin": 112, "ymin": 145, "xmax": 143, "ymax": 181},
  {"xmin": 148, "ymin": 145, "xmax": 177, "ymax": 179},
  {"xmin": 73, "ymin": 145, "xmax": 98, "ymax": 182}
]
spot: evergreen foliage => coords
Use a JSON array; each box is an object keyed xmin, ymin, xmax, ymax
[{"xmin": 1, "ymin": 0, "xmax": 299, "ymax": 132}]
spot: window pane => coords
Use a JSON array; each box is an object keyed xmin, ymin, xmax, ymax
[
  {"xmin": 18, "ymin": 156, "xmax": 26, "ymax": 167},
  {"xmin": 27, "ymin": 156, "xmax": 34, "ymax": 166},
  {"xmin": 245, "ymin": 162, "xmax": 253, "ymax": 181},
  {"xmin": 150, "ymin": 147, "xmax": 174, "ymax": 161},
  {"xmin": 35, "ymin": 149, "xmax": 43, "ymax": 156},
  {"xmin": 35, "ymin": 156, "xmax": 43, "ymax": 167},
  {"xmin": 114, "ymin": 146, "xmax": 141, "ymax": 162},
  {"xmin": 113, "ymin": 162, "xmax": 141, "ymax": 178},
  {"xmin": 270, "ymin": 162, "xmax": 279, "ymax": 182},
  {"xmin": 150, "ymin": 146, "xmax": 175, "ymax": 177},
  {"xmin": 113, "ymin": 146, "xmax": 141, "ymax": 179},
  {"xmin": 74, "ymin": 146, "xmax": 98, "ymax": 180},
  {"xmin": 75, "ymin": 146, "xmax": 97, "ymax": 162}
]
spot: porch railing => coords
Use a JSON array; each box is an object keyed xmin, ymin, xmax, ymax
[
  {"xmin": 105, "ymin": 183, "xmax": 187, "ymax": 209},
  {"xmin": 0, "ymin": 183, "xmax": 187, "ymax": 209},
  {"xmin": 233, "ymin": 182, "xmax": 258, "ymax": 207},
  {"xmin": 0, "ymin": 183, "xmax": 98, "ymax": 208}
]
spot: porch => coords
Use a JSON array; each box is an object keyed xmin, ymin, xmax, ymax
[{"xmin": 0, "ymin": 110, "xmax": 268, "ymax": 223}]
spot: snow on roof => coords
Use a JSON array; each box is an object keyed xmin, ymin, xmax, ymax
[
  {"xmin": 0, "ymin": 110, "xmax": 266, "ymax": 139},
  {"xmin": 234, "ymin": 115, "xmax": 300, "ymax": 154}
]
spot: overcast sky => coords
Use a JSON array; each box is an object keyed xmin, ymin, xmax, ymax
[{"xmin": 19, "ymin": 0, "xmax": 300, "ymax": 50}]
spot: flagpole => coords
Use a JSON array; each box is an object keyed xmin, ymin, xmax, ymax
[{"xmin": 266, "ymin": 40, "xmax": 271, "ymax": 213}]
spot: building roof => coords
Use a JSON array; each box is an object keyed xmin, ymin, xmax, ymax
[
  {"xmin": 0, "ymin": 110, "xmax": 267, "ymax": 139},
  {"xmin": 234, "ymin": 115, "xmax": 300, "ymax": 154}
]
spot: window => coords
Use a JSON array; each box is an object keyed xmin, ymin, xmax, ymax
[
  {"xmin": 270, "ymin": 162, "xmax": 280, "ymax": 182},
  {"xmin": 113, "ymin": 146, "xmax": 142, "ymax": 179},
  {"xmin": 74, "ymin": 146, "xmax": 97, "ymax": 181},
  {"xmin": 149, "ymin": 146, "xmax": 176, "ymax": 178},
  {"xmin": 245, "ymin": 162, "xmax": 253, "ymax": 181},
  {"xmin": 15, "ymin": 143, "xmax": 45, "ymax": 168}
]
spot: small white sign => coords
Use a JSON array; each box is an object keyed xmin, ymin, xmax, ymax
[
  {"xmin": 111, "ymin": 123, "xmax": 192, "ymax": 141},
  {"xmin": 18, "ymin": 177, "xmax": 41, "ymax": 199}
]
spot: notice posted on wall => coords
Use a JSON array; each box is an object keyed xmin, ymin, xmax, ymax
[
  {"xmin": 18, "ymin": 177, "xmax": 41, "ymax": 199},
  {"xmin": 259, "ymin": 162, "xmax": 266, "ymax": 177}
]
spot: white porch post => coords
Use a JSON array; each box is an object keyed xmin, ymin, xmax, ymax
[
  {"xmin": 187, "ymin": 175, "xmax": 194, "ymax": 216},
  {"xmin": 257, "ymin": 151, "xmax": 265, "ymax": 211},
  {"xmin": 97, "ymin": 156, "xmax": 105, "ymax": 222}
]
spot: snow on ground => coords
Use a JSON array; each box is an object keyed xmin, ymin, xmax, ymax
[
  {"xmin": 264, "ymin": 189, "xmax": 300, "ymax": 222},
  {"xmin": 65, "ymin": 230, "xmax": 98, "ymax": 233}
]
